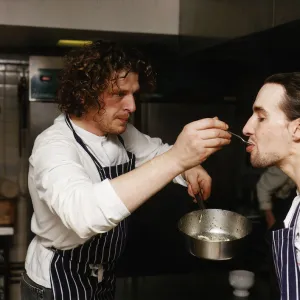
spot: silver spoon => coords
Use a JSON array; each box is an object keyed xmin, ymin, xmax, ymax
[{"xmin": 228, "ymin": 131, "xmax": 252, "ymax": 145}]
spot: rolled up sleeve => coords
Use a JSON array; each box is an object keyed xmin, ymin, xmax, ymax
[
  {"xmin": 256, "ymin": 166, "xmax": 290, "ymax": 211},
  {"xmin": 121, "ymin": 123, "xmax": 186, "ymax": 186},
  {"xmin": 32, "ymin": 139, "xmax": 130, "ymax": 240}
]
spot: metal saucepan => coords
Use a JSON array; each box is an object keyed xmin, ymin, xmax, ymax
[{"xmin": 178, "ymin": 208, "xmax": 252, "ymax": 261}]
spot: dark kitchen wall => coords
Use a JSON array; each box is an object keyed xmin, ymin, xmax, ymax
[
  {"xmin": 117, "ymin": 40, "xmax": 257, "ymax": 278},
  {"xmin": 141, "ymin": 18, "xmax": 300, "ymax": 211},
  {"xmin": 3, "ymin": 20, "xmax": 300, "ymax": 278},
  {"xmin": 135, "ymin": 38, "xmax": 268, "ymax": 212},
  {"xmin": 118, "ymin": 20, "xmax": 300, "ymax": 277}
]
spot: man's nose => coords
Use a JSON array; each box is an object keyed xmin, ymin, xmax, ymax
[
  {"xmin": 242, "ymin": 118, "xmax": 252, "ymax": 137},
  {"xmin": 125, "ymin": 94, "xmax": 136, "ymax": 113}
]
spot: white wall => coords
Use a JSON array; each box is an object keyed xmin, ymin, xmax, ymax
[
  {"xmin": 1, "ymin": 0, "xmax": 300, "ymax": 41},
  {"xmin": 0, "ymin": 0, "xmax": 180, "ymax": 35}
]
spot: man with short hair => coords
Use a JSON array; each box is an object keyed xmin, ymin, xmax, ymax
[
  {"xmin": 20, "ymin": 40, "xmax": 231, "ymax": 300},
  {"xmin": 243, "ymin": 72, "xmax": 300, "ymax": 299}
]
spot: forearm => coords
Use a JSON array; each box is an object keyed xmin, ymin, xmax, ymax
[
  {"xmin": 258, "ymin": 196, "xmax": 273, "ymax": 210},
  {"xmin": 110, "ymin": 149, "xmax": 184, "ymax": 212},
  {"xmin": 264, "ymin": 209, "xmax": 276, "ymax": 228}
]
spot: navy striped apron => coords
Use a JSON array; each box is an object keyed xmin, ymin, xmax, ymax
[
  {"xmin": 271, "ymin": 201, "xmax": 300, "ymax": 300},
  {"xmin": 50, "ymin": 115, "xmax": 135, "ymax": 300}
]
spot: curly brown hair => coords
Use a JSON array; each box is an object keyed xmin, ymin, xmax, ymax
[{"xmin": 56, "ymin": 40, "xmax": 156, "ymax": 117}]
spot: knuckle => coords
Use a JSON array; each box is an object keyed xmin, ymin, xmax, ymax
[
  {"xmin": 217, "ymin": 139, "xmax": 223, "ymax": 147},
  {"xmin": 201, "ymin": 118, "xmax": 212, "ymax": 128},
  {"xmin": 183, "ymin": 124, "xmax": 190, "ymax": 131},
  {"xmin": 214, "ymin": 129, "xmax": 221, "ymax": 137},
  {"xmin": 184, "ymin": 126, "xmax": 194, "ymax": 137},
  {"xmin": 208, "ymin": 118, "xmax": 215, "ymax": 127},
  {"xmin": 182, "ymin": 125, "xmax": 189, "ymax": 134},
  {"xmin": 192, "ymin": 139, "xmax": 199, "ymax": 148}
]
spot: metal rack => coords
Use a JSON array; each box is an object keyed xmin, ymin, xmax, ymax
[{"xmin": 0, "ymin": 60, "xmax": 29, "ymax": 300}]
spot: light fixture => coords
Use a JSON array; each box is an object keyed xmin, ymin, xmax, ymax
[{"xmin": 57, "ymin": 39, "xmax": 93, "ymax": 47}]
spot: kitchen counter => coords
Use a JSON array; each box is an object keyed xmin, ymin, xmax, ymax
[
  {"xmin": 115, "ymin": 269, "xmax": 271, "ymax": 300},
  {"xmin": 0, "ymin": 226, "xmax": 14, "ymax": 236},
  {"xmin": 115, "ymin": 212, "xmax": 272, "ymax": 299}
]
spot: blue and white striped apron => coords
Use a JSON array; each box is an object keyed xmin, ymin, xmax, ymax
[
  {"xmin": 49, "ymin": 115, "xmax": 135, "ymax": 300},
  {"xmin": 271, "ymin": 202, "xmax": 300, "ymax": 300}
]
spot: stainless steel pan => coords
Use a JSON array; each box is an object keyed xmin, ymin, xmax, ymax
[{"xmin": 178, "ymin": 208, "xmax": 252, "ymax": 260}]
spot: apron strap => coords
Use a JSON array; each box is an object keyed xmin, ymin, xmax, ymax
[
  {"xmin": 289, "ymin": 201, "xmax": 300, "ymax": 227},
  {"xmin": 65, "ymin": 115, "xmax": 130, "ymax": 179},
  {"xmin": 65, "ymin": 115, "xmax": 106, "ymax": 180},
  {"xmin": 117, "ymin": 135, "xmax": 132, "ymax": 159},
  {"xmin": 117, "ymin": 135, "xmax": 125, "ymax": 147}
]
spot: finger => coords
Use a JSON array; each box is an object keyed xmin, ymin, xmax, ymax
[
  {"xmin": 198, "ymin": 128, "xmax": 231, "ymax": 140},
  {"xmin": 187, "ymin": 175, "xmax": 201, "ymax": 196},
  {"xmin": 199, "ymin": 147, "xmax": 222, "ymax": 162},
  {"xmin": 188, "ymin": 118, "xmax": 229, "ymax": 131},
  {"xmin": 199, "ymin": 178, "xmax": 211, "ymax": 200},
  {"xmin": 187, "ymin": 184, "xmax": 195, "ymax": 198},
  {"xmin": 203, "ymin": 137, "xmax": 232, "ymax": 148},
  {"xmin": 188, "ymin": 185, "xmax": 197, "ymax": 202}
]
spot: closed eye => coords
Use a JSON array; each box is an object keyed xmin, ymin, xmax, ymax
[
  {"xmin": 133, "ymin": 91, "xmax": 140, "ymax": 99},
  {"xmin": 113, "ymin": 92, "xmax": 126, "ymax": 98}
]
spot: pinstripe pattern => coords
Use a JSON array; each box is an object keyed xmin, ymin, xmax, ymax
[
  {"xmin": 272, "ymin": 202, "xmax": 300, "ymax": 300},
  {"xmin": 50, "ymin": 116, "xmax": 135, "ymax": 300}
]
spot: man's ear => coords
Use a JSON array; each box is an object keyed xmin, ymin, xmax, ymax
[{"xmin": 291, "ymin": 118, "xmax": 300, "ymax": 142}]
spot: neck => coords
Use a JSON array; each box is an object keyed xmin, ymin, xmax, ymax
[
  {"xmin": 278, "ymin": 147, "xmax": 300, "ymax": 191},
  {"xmin": 69, "ymin": 114, "xmax": 106, "ymax": 136}
]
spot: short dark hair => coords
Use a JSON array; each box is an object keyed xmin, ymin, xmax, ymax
[
  {"xmin": 265, "ymin": 72, "xmax": 300, "ymax": 121},
  {"xmin": 56, "ymin": 40, "xmax": 156, "ymax": 117}
]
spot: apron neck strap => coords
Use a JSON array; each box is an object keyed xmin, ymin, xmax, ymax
[{"xmin": 65, "ymin": 114, "xmax": 104, "ymax": 173}]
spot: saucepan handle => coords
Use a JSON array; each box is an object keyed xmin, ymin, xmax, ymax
[{"xmin": 195, "ymin": 192, "xmax": 206, "ymax": 210}]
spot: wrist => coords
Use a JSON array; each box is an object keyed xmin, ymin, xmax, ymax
[
  {"xmin": 164, "ymin": 148, "xmax": 186, "ymax": 177},
  {"xmin": 181, "ymin": 171, "xmax": 186, "ymax": 181}
]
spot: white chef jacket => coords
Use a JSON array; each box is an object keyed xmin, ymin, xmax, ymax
[
  {"xmin": 257, "ymin": 167, "xmax": 300, "ymax": 269},
  {"xmin": 284, "ymin": 192, "xmax": 300, "ymax": 270},
  {"xmin": 25, "ymin": 114, "xmax": 187, "ymax": 288}
]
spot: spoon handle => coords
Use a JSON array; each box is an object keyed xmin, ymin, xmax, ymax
[
  {"xmin": 227, "ymin": 131, "xmax": 251, "ymax": 145},
  {"xmin": 195, "ymin": 193, "xmax": 205, "ymax": 210}
]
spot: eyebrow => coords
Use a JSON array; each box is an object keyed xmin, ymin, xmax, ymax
[
  {"xmin": 253, "ymin": 106, "xmax": 268, "ymax": 115},
  {"xmin": 112, "ymin": 86, "xmax": 140, "ymax": 94}
]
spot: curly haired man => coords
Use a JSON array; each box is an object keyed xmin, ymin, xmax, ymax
[{"xmin": 20, "ymin": 40, "xmax": 231, "ymax": 300}]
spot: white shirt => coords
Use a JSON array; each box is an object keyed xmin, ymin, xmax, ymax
[
  {"xmin": 25, "ymin": 114, "xmax": 187, "ymax": 288},
  {"xmin": 257, "ymin": 167, "xmax": 300, "ymax": 269},
  {"xmin": 284, "ymin": 193, "xmax": 300, "ymax": 270},
  {"xmin": 256, "ymin": 166, "xmax": 296, "ymax": 210}
]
